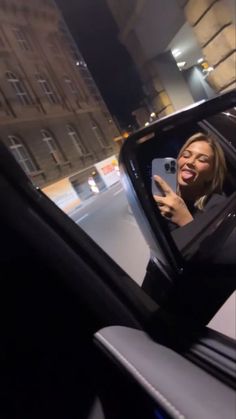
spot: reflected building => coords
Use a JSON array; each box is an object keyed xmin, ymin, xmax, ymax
[
  {"xmin": 106, "ymin": 0, "xmax": 235, "ymax": 121},
  {"xmin": 0, "ymin": 0, "xmax": 120, "ymax": 199}
]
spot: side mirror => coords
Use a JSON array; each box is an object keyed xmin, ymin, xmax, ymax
[{"xmin": 120, "ymin": 91, "xmax": 236, "ymax": 325}]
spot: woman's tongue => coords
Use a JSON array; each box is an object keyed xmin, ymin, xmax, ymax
[{"xmin": 182, "ymin": 170, "xmax": 195, "ymax": 181}]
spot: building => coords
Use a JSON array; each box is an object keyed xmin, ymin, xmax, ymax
[
  {"xmin": 106, "ymin": 0, "xmax": 236, "ymax": 122},
  {"xmin": 0, "ymin": 0, "xmax": 120, "ymax": 210}
]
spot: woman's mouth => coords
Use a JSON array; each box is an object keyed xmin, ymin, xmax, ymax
[{"xmin": 181, "ymin": 169, "xmax": 196, "ymax": 181}]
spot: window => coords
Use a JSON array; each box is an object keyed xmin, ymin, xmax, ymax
[
  {"xmin": 36, "ymin": 74, "xmax": 59, "ymax": 105},
  {"xmin": 64, "ymin": 77, "xmax": 78, "ymax": 95},
  {"xmin": 90, "ymin": 119, "xmax": 108, "ymax": 147},
  {"xmin": 8, "ymin": 135, "xmax": 37, "ymax": 174},
  {"xmin": 78, "ymin": 65, "xmax": 101, "ymax": 102},
  {"xmin": 6, "ymin": 71, "xmax": 32, "ymax": 106},
  {"xmin": 67, "ymin": 125, "xmax": 88, "ymax": 156},
  {"xmin": 41, "ymin": 129, "xmax": 63, "ymax": 164},
  {"xmin": 12, "ymin": 28, "xmax": 31, "ymax": 51}
]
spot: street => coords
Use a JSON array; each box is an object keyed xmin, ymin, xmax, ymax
[
  {"xmin": 69, "ymin": 182, "xmax": 235, "ymax": 339},
  {"xmin": 69, "ymin": 181, "xmax": 150, "ymax": 286}
]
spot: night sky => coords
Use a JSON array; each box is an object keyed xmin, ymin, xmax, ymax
[{"xmin": 55, "ymin": 0, "xmax": 144, "ymax": 128}]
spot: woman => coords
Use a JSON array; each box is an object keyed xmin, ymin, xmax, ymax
[
  {"xmin": 142, "ymin": 133, "xmax": 228, "ymax": 300},
  {"xmin": 153, "ymin": 132, "xmax": 227, "ymax": 227}
]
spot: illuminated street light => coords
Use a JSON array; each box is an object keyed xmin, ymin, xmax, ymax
[
  {"xmin": 150, "ymin": 112, "xmax": 156, "ymax": 118},
  {"xmin": 198, "ymin": 58, "xmax": 204, "ymax": 63},
  {"xmin": 145, "ymin": 122, "xmax": 150, "ymax": 126},
  {"xmin": 203, "ymin": 66, "xmax": 214, "ymax": 73},
  {"xmin": 177, "ymin": 61, "xmax": 186, "ymax": 68},
  {"xmin": 172, "ymin": 48, "xmax": 181, "ymax": 58}
]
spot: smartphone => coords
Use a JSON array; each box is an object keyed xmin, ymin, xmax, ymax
[{"xmin": 152, "ymin": 157, "xmax": 177, "ymax": 196}]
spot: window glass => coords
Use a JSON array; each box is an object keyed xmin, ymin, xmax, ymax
[
  {"xmin": 66, "ymin": 125, "xmax": 89, "ymax": 156},
  {"xmin": 64, "ymin": 77, "xmax": 77, "ymax": 95},
  {"xmin": 41, "ymin": 129, "xmax": 65, "ymax": 164},
  {"xmin": 36, "ymin": 74, "xmax": 59, "ymax": 105},
  {"xmin": 12, "ymin": 28, "xmax": 32, "ymax": 51},
  {"xmin": 6, "ymin": 71, "xmax": 32, "ymax": 106},
  {"xmin": 0, "ymin": 0, "xmax": 234, "ymax": 343},
  {"xmin": 8, "ymin": 135, "xmax": 38, "ymax": 174},
  {"xmin": 90, "ymin": 118, "xmax": 108, "ymax": 148}
]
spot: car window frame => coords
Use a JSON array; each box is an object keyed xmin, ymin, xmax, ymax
[{"xmin": 119, "ymin": 90, "xmax": 236, "ymax": 280}]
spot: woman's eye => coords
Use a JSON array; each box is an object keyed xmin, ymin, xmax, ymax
[
  {"xmin": 199, "ymin": 157, "xmax": 209, "ymax": 163},
  {"xmin": 182, "ymin": 152, "xmax": 190, "ymax": 158}
]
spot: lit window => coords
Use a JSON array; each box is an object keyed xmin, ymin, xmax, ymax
[
  {"xmin": 41, "ymin": 129, "xmax": 63, "ymax": 164},
  {"xmin": 91, "ymin": 119, "xmax": 108, "ymax": 147},
  {"xmin": 13, "ymin": 28, "xmax": 31, "ymax": 51},
  {"xmin": 8, "ymin": 135, "xmax": 37, "ymax": 174},
  {"xmin": 36, "ymin": 74, "xmax": 59, "ymax": 105},
  {"xmin": 67, "ymin": 125, "xmax": 88, "ymax": 156},
  {"xmin": 6, "ymin": 71, "xmax": 32, "ymax": 106}
]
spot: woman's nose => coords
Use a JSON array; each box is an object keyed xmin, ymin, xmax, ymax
[
  {"xmin": 186, "ymin": 155, "xmax": 196, "ymax": 164},
  {"xmin": 186, "ymin": 157, "xmax": 195, "ymax": 166}
]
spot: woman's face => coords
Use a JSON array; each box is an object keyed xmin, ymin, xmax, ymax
[{"xmin": 177, "ymin": 140, "xmax": 214, "ymax": 193}]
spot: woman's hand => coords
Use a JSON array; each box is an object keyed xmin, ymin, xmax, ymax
[{"xmin": 153, "ymin": 175, "xmax": 193, "ymax": 227}]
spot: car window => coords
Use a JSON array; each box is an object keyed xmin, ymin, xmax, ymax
[
  {"xmin": 119, "ymin": 110, "xmax": 236, "ymax": 339},
  {"xmin": 206, "ymin": 108, "xmax": 236, "ymax": 150},
  {"xmin": 208, "ymin": 292, "xmax": 236, "ymax": 339},
  {"xmin": 0, "ymin": 0, "xmax": 235, "ymax": 341}
]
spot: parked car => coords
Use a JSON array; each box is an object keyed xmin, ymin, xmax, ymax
[{"xmin": 0, "ymin": 91, "xmax": 235, "ymax": 419}]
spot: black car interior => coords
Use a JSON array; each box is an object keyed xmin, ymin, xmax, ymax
[
  {"xmin": 1, "ymin": 92, "xmax": 235, "ymax": 419},
  {"xmin": 0, "ymin": 143, "xmax": 157, "ymax": 418}
]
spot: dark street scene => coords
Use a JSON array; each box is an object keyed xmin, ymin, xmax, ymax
[{"xmin": 0, "ymin": 1, "xmax": 235, "ymax": 418}]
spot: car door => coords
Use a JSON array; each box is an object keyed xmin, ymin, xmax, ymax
[
  {"xmin": 0, "ymin": 93, "xmax": 235, "ymax": 419},
  {"xmin": 0, "ymin": 139, "xmax": 158, "ymax": 419}
]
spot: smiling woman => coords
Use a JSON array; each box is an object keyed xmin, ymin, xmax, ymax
[
  {"xmin": 153, "ymin": 132, "xmax": 227, "ymax": 228},
  {"xmin": 177, "ymin": 133, "xmax": 227, "ymax": 208}
]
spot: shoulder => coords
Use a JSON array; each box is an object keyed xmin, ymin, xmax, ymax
[{"xmin": 204, "ymin": 193, "xmax": 227, "ymax": 211}]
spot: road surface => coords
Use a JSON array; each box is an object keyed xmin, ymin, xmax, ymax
[{"xmin": 69, "ymin": 182, "xmax": 150, "ymax": 286}]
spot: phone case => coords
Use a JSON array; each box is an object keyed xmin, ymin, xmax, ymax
[{"xmin": 152, "ymin": 158, "xmax": 177, "ymax": 196}]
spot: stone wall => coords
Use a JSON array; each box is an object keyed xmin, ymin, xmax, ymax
[{"xmin": 184, "ymin": 0, "xmax": 236, "ymax": 92}]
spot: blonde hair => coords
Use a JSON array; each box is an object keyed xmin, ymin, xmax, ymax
[{"xmin": 177, "ymin": 132, "xmax": 227, "ymax": 210}]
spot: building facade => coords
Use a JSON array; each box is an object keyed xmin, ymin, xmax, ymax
[
  {"xmin": 106, "ymin": 0, "xmax": 235, "ymax": 122},
  {"xmin": 0, "ymin": 0, "xmax": 120, "ymax": 197}
]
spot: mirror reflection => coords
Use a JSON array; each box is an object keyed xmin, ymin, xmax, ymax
[
  {"xmin": 122, "ymin": 105, "xmax": 236, "ymax": 312},
  {"xmin": 152, "ymin": 132, "xmax": 227, "ymax": 230},
  {"xmin": 121, "ymin": 104, "xmax": 236, "ymax": 332},
  {"xmin": 133, "ymin": 106, "xmax": 236, "ymax": 264}
]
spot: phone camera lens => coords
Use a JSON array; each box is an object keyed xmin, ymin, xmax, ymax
[
  {"xmin": 165, "ymin": 163, "xmax": 170, "ymax": 171},
  {"xmin": 170, "ymin": 167, "xmax": 176, "ymax": 174},
  {"xmin": 171, "ymin": 160, "xmax": 175, "ymax": 166}
]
